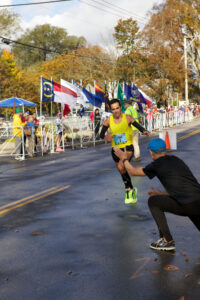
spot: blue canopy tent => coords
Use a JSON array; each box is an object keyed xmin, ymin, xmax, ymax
[
  {"xmin": 0, "ymin": 97, "xmax": 37, "ymax": 120},
  {"xmin": 0, "ymin": 97, "xmax": 36, "ymax": 108}
]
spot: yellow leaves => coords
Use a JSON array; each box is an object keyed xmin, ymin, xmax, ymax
[
  {"xmin": 1, "ymin": 49, "xmax": 19, "ymax": 77},
  {"xmin": 2, "ymin": 49, "xmax": 14, "ymax": 61}
]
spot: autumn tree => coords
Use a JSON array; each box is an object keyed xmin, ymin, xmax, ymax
[
  {"xmin": 141, "ymin": 0, "xmax": 200, "ymax": 102},
  {"xmin": 12, "ymin": 24, "xmax": 86, "ymax": 68},
  {"xmin": 0, "ymin": 50, "xmax": 39, "ymax": 106},
  {"xmin": 37, "ymin": 45, "xmax": 116, "ymax": 88}
]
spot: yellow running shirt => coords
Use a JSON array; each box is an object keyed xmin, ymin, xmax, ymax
[{"xmin": 110, "ymin": 113, "xmax": 133, "ymax": 148}]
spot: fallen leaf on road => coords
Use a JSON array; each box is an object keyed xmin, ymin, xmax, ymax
[
  {"xmin": 179, "ymin": 297, "xmax": 184, "ymax": 300},
  {"xmin": 14, "ymin": 229, "xmax": 19, "ymax": 233},
  {"xmin": 154, "ymin": 258, "xmax": 158, "ymax": 262},
  {"xmin": 185, "ymin": 257, "xmax": 190, "ymax": 262},
  {"xmin": 195, "ymin": 262, "xmax": 200, "ymax": 265},
  {"xmin": 197, "ymin": 280, "xmax": 200, "ymax": 285},
  {"xmin": 184, "ymin": 273, "xmax": 192, "ymax": 278},
  {"xmin": 32, "ymin": 231, "xmax": 43, "ymax": 236},
  {"xmin": 67, "ymin": 270, "xmax": 72, "ymax": 275},
  {"xmin": 152, "ymin": 270, "xmax": 160, "ymax": 274},
  {"xmin": 164, "ymin": 265, "xmax": 179, "ymax": 271}
]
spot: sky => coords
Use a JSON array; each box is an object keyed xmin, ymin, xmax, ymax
[{"xmin": 1, "ymin": 0, "xmax": 164, "ymax": 46}]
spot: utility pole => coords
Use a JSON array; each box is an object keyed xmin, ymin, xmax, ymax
[{"xmin": 184, "ymin": 36, "xmax": 189, "ymax": 105}]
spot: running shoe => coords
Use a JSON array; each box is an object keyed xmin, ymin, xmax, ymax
[
  {"xmin": 150, "ymin": 238, "xmax": 175, "ymax": 251},
  {"xmin": 125, "ymin": 189, "xmax": 134, "ymax": 204},
  {"xmin": 132, "ymin": 187, "xmax": 137, "ymax": 204},
  {"xmin": 125, "ymin": 188, "xmax": 137, "ymax": 204},
  {"xmin": 56, "ymin": 147, "xmax": 63, "ymax": 152}
]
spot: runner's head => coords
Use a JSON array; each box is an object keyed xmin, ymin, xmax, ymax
[
  {"xmin": 124, "ymin": 99, "xmax": 132, "ymax": 109},
  {"xmin": 109, "ymin": 99, "xmax": 121, "ymax": 118}
]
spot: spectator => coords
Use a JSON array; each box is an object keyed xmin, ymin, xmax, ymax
[
  {"xmin": 114, "ymin": 138, "xmax": 200, "ymax": 251},
  {"xmin": 90, "ymin": 111, "xmax": 94, "ymax": 129},
  {"xmin": 125, "ymin": 100, "xmax": 141, "ymax": 162},
  {"xmin": 32, "ymin": 112, "xmax": 39, "ymax": 153},
  {"xmin": 42, "ymin": 125, "xmax": 48, "ymax": 154},
  {"xmin": 13, "ymin": 108, "xmax": 26, "ymax": 160},
  {"xmin": 159, "ymin": 106, "xmax": 166, "ymax": 128},
  {"xmin": 78, "ymin": 105, "xmax": 85, "ymax": 118},
  {"xmin": 94, "ymin": 108, "xmax": 101, "ymax": 139},
  {"xmin": 56, "ymin": 112, "xmax": 64, "ymax": 152},
  {"xmin": 21, "ymin": 112, "xmax": 29, "ymax": 152},
  {"xmin": 25, "ymin": 115, "xmax": 36, "ymax": 158}
]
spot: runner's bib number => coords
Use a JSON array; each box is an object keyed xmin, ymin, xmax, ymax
[{"xmin": 113, "ymin": 133, "xmax": 127, "ymax": 145}]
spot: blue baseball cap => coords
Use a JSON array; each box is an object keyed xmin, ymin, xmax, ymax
[{"xmin": 148, "ymin": 138, "xmax": 167, "ymax": 153}]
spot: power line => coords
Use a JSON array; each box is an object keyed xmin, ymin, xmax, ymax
[
  {"xmin": 0, "ymin": 35, "xmax": 144, "ymax": 66},
  {"xmin": 79, "ymin": 0, "xmax": 128, "ymax": 20},
  {"xmin": 0, "ymin": 0, "xmax": 148, "ymax": 26},
  {"xmin": 0, "ymin": 0, "xmax": 147, "ymax": 26},
  {"xmin": 0, "ymin": 0, "xmax": 72, "ymax": 8},
  {"xmin": 80, "ymin": 0, "xmax": 146, "ymax": 25},
  {"xmin": 97, "ymin": 0, "xmax": 148, "ymax": 22},
  {"xmin": 0, "ymin": 35, "xmax": 117, "ymax": 63}
]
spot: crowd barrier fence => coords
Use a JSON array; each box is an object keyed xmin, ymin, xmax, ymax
[{"xmin": 0, "ymin": 110, "xmax": 197, "ymax": 159}]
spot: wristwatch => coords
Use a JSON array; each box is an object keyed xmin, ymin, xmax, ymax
[{"xmin": 122, "ymin": 158, "xmax": 129, "ymax": 164}]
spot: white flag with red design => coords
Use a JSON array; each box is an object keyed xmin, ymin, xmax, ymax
[{"xmin": 54, "ymin": 80, "xmax": 77, "ymax": 107}]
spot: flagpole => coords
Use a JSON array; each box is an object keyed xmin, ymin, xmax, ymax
[
  {"xmin": 51, "ymin": 77, "xmax": 53, "ymax": 117},
  {"xmin": 40, "ymin": 76, "xmax": 42, "ymax": 117},
  {"xmin": 80, "ymin": 79, "xmax": 83, "ymax": 114},
  {"xmin": 94, "ymin": 80, "xmax": 96, "ymax": 108},
  {"xmin": 50, "ymin": 76, "xmax": 54, "ymax": 153}
]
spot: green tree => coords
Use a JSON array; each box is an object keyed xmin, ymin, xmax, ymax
[
  {"xmin": 113, "ymin": 18, "xmax": 140, "ymax": 82},
  {"xmin": 12, "ymin": 24, "xmax": 86, "ymax": 68},
  {"xmin": 0, "ymin": 9, "xmax": 21, "ymax": 36},
  {"xmin": 113, "ymin": 18, "xmax": 139, "ymax": 55}
]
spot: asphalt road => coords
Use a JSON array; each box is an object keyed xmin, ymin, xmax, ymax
[{"xmin": 0, "ymin": 120, "xmax": 200, "ymax": 300}]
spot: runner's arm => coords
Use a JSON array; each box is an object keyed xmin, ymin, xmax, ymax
[
  {"xmin": 126, "ymin": 115, "xmax": 150, "ymax": 136},
  {"xmin": 99, "ymin": 117, "xmax": 109, "ymax": 139}
]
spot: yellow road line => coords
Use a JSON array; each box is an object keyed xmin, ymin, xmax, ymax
[
  {"xmin": 0, "ymin": 185, "xmax": 71, "ymax": 216},
  {"xmin": 178, "ymin": 128, "xmax": 200, "ymax": 142},
  {"xmin": 0, "ymin": 186, "xmax": 58, "ymax": 211}
]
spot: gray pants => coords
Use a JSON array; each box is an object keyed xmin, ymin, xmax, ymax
[
  {"xmin": 27, "ymin": 135, "xmax": 34, "ymax": 156},
  {"xmin": 15, "ymin": 136, "xmax": 22, "ymax": 155}
]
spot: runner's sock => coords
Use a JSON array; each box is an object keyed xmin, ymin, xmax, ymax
[{"xmin": 121, "ymin": 171, "xmax": 133, "ymax": 189}]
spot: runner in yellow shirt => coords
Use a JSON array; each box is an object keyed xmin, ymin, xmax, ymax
[{"xmin": 100, "ymin": 99, "xmax": 150, "ymax": 204}]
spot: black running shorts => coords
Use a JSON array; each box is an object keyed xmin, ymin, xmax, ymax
[{"xmin": 111, "ymin": 144, "xmax": 134, "ymax": 163}]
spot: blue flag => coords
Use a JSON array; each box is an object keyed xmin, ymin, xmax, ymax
[
  {"xmin": 124, "ymin": 83, "xmax": 146, "ymax": 112},
  {"xmin": 82, "ymin": 88, "xmax": 102, "ymax": 108},
  {"xmin": 41, "ymin": 77, "xmax": 54, "ymax": 101}
]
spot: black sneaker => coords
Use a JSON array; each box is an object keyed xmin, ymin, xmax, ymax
[{"xmin": 150, "ymin": 238, "xmax": 175, "ymax": 251}]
